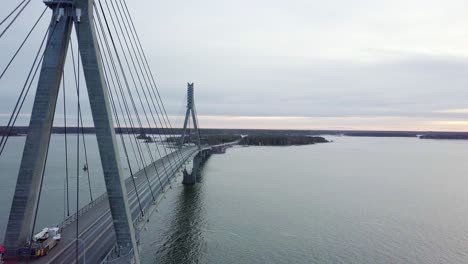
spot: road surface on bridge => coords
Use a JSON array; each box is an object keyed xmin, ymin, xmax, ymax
[{"xmin": 29, "ymin": 146, "xmax": 198, "ymax": 264}]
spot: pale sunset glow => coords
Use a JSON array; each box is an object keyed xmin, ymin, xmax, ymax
[
  {"xmin": 197, "ymin": 115, "xmax": 468, "ymax": 131},
  {"xmin": 2, "ymin": 0, "xmax": 468, "ymax": 131}
]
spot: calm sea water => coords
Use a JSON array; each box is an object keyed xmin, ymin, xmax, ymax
[{"xmin": 3, "ymin": 135, "xmax": 468, "ymax": 263}]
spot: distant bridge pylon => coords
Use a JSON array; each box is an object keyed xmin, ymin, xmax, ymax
[{"xmin": 180, "ymin": 82, "xmax": 201, "ymax": 148}]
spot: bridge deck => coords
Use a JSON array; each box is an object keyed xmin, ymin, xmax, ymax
[{"xmin": 28, "ymin": 146, "xmax": 198, "ymax": 264}]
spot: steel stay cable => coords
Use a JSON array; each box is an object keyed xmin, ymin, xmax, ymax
[
  {"xmin": 93, "ymin": 8, "xmax": 147, "ymax": 174},
  {"xmin": 119, "ymin": 0, "xmax": 186, "ymax": 158},
  {"xmin": 187, "ymin": 113, "xmax": 192, "ymax": 144},
  {"xmin": 193, "ymin": 103, "xmax": 202, "ymax": 145},
  {"xmin": 173, "ymin": 95, "xmax": 188, "ymax": 145},
  {"xmin": 25, "ymin": 0, "xmax": 68, "ymax": 244},
  {"xmin": 27, "ymin": 110, "xmax": 55, "ymax": 261},
  {"xmin": 0, "ymin": 7, "xmax": 48, "ymax": 80},
  {"xmin": 93, "ymin": 13, "xmax": 160, "ymax": 202},
  {"xmin": 69, "ymin": 38, "xmax": 94, "ymax": 202},
  {"xmin": 93, "ymin": 16, "xmax": 166, "ymax": 196},
  {"xmin": 103, "ymin": 53, "xmax": 147, "ymax": 217},
  {"xmin": 113, "ymin": 0, "xmax": 179, "ymax": 156},
  {"xmin": 113, "ymin": 2, "xmax": 184, "ymax": 187},
  {"xmin": 102, "ymin": 0, "xmax": 166, "ymax": 173},
  {"xmin": 0, "ymin": 25, "xmax": 50, "ymax": 155},
  {"xmin": 0, "ymin": 0, "xmax": 32, "ymax": 39},
  {"xmin": 63, "ymin": 70, "xmax": 70, "ymax": 217},
  {"xmin": 106, "ymin": 0, "xmax": 177, "ymax": 183},
  {"xmin": 177, "ymin": 93, "xmax": 189, "ymax": 137},
  {"xmin": 118, "ymin": 0, "xmax": 185, "ymax": 162},
  {"xmin": 114, "ymin": 0, "xmax": 184, "ymax": 167},
  {"xmin": 0, "ymin": 0, "xmax": 67, "ymax": 157},
  {"xmin": 7, "ymin": 2, "xmax": 68, "ymax": 258},
  {"xmin": 94, "ymin": 23, "xmax": 159, "ymax": 204},
  {"xmin": 99, "ymin": 36, "xmax": 146, "ymax": 217},
  {"xmin": 112, "ymin": 0, "xmax": 177, "ymax": 166},
  {"xmin": 93, "ymin": 9, "xmax": 150, "ymax": 213},
  {"xmin": 117, "ymin": 1, "xmax": 187, "ymax": 179},
  {"xmin": 95, "ymin": 3, "xmax": 153, "ymax": 177},
  {"xmin": 93, "ymin": 7, "xmax": 152, "ymax": 178},
  {"xmin": 74, "ymin": 20, "xmax": 80, "ymax": 264},
  {"xmin": 71, "ymin": 23, "xmax": 142, "ymax": 262},
  {"xmin": 0, "ymin": 0, "xmax": 27, "ymax": 27},
  {"xmin": 96, "ymin": 1, "xmax": 173, "ymax": 188},
  {"xmin": 79, "ymin": 114, "xmax": 94, "ymax": 201}
]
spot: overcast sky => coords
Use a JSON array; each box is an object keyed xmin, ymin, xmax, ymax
[{"xmin": 2, "ymin": 0, "xmax": 468, "ymax": 131}]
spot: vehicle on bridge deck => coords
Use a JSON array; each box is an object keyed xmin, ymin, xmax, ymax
[{"xmin": 16, "ymin": 227, "xmax": 61, "ymax": 259}]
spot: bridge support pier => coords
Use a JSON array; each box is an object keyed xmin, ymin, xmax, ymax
[
  {"xmin": 183, "ymin": 150, "xmax": 212, "ymax": 185},
  {"xmin": 182, "ymin": 167, "xmax": 196, "ymax": 185}
]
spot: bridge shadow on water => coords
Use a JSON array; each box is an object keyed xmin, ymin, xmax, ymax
[{"xmin": 151, "ymin": 172, "xmax": 208, "ymax": 264}]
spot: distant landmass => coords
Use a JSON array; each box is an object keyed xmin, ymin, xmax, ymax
[
  {"xmin": 419, "ymin": 133, "xmax": 468, "ymax": 140},
  {"xmin": 167, "ymin": 134, "xmax": 328, "ymax": 146},
  {"xmin": 342, "ymin": 131, "xmax": 468, "ymax": 140},
  {"xmin": 240, "ymin": 135, "xmax": 328, "ymax": 146},
  {"xmin": 2, "ymin": 126, "xmax": 468, "ymax": 140}
]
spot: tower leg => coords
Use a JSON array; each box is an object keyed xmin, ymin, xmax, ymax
[
  {"xmin": 74, "ymin": 0, "xmax": 140, "ymax": 262},
  {"xmin": 180, "ymin": 108, "xmax": 191, "ymax": 146},
  {"xmin": 190, "ymin": 108, "xmax": 201, "ymax": 148},
  {"xmin": 3, "ymin": 10, "xmax": 73, "ymax": 254}
]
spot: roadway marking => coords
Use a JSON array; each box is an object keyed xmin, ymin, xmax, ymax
[
  {"xmin": 44, "ymin": 210, "xmax": 112, "ymax": 263},
  {"xmin": 31, "ymin": 148, "xmax": 198, "ymax": 263}
]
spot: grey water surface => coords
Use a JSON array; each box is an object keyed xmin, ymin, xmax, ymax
[
  {"xmin": 139, "ymin": 136, "xmax": 468, "ymax": 264},
  {"xmin": 2, "ymin": 135, "xmax": 468, "ymax": 264}
]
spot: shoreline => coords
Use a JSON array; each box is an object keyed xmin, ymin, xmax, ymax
[{"xmin": 4, "ymin": 127, "xmax": 468, "ymax": 140}]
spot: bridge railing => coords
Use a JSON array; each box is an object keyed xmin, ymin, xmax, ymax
[
  {"xmin": 56, "ymin": 148, "xmax": 195, "ymax": 230},
  {"xmin": 58, "ymin": 192, "xmax": 108, "ymax": 229},
  {"xmin": 210, "ymin": 140, "xmax": 241, "ymax": 148},
  {"xmin": 102, "ymin": 245, "xmax": 135, "ymax": 263}
]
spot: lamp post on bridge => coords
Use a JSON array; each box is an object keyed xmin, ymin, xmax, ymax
[{"xmin": 74, "ymin": 238, "xmax": 86, "ymax": 264}]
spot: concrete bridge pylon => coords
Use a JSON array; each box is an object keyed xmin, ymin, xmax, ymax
[
  {"xmin": 180, "ymin": 83, "xmax": 201, "ymax": 148},
  {"xmin": 3, "ymin": 1, "xmax": 139, "ymax": 262}
]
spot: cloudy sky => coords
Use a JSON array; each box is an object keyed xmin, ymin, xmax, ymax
[{"xmin": 2, "ymin": 0, "xmax": 468, "ymax": 131}]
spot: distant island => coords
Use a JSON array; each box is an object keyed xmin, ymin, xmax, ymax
[
  {"xmin": 419, "ymin": 134, "xmax": 468, "ymax": 140},
  {"xmin": 136, "ymin": 134, "xmax": 154, "ymax": 142},
  {"xmin": 0, "ymin": 130, "xmax": 20, "ymax": 137},
  {"xmin": 239, "ymin": 135, "xmax": 328, "ymax": 146},
  {"xmin": 166, "ymin": 134, "xmax": 329, "ymax": 146},
  {"xmin": 165, "ymin": 135, "xmax": 241, "ymax": 145},
  {"xmin": 4, "ymin": 126, "xmax": 468, "ymax": 141}
]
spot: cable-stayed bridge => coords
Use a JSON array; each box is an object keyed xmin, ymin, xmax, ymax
[{"xmin": 0, "ymin": 1, "xmax": 236, "ymax": 263}]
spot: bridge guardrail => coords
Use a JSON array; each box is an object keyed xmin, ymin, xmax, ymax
[
  {"xmin": 103, "ymin": 245, "xmax": 135, "ymax": 263},
  {"xmin": 56, "ymin": 149, "xmax": 195, "ymax": 230},
  {"xmin": 56, "ymin": 147, "xmax": 201, "ymax": 231},
  {"xmin": 58, "ymin": 192, "xmax": 108, "ymax": 229}
]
